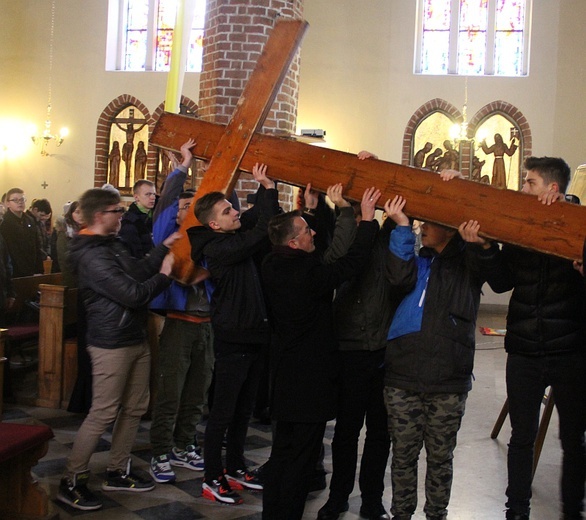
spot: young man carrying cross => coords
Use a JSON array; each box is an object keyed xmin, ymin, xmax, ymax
[{"xmin": 188, "ymin": 164, "xmax": 279, "ymax": 505}]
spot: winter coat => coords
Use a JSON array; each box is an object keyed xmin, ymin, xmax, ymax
[
  {"xmin": 261, "ymin": 220, "xmax": 378, "ymax": 423},
  {"xmin": 484, "ymin": 244, "xmax": 586, "ymax": 356},
  {"xmin": 188, "ymin": 188, "xmax": 279, "ymax": 345},
  {"xmin": 119, "ymin": 202, "xmax": 154, "ymax": 258},
  {"xmin": 384, "ymin": 226, "xmax": 501, "ymax": 394},
  {"xmin": 68, "ymin": 232, "xmax": 170, "ymax": 348},
  {"xmin": 0, "ymin": 210, "xmax": 43, "ymax": 277}
]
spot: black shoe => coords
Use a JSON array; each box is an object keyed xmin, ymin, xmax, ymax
[
  {"xmin": 317, "ymin": 500, "xmax": 349, "ymax": 520},
  {"xmin": 505, "ymin": 510, "xmax": 529, "ymax": 520},
  {"xmin": 56, "ymin": 470, "xmax": 102, "ymax": 511},
  {"xmin": 360, "ymin": 503, "xmax": 391, "ymax": 520},
  {"xmin": 102, "ymin": 460, "xmax": 155, "ymax": 492}
]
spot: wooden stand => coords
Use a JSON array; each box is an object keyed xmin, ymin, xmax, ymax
[{"xmin": 36, "ymin": 284, "xmax": 78, "ymax": 409}]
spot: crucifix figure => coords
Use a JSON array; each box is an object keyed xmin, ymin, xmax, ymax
[
  {"xmin": 114, "ymin": 108, "xmax": 148, "ymax": 187},
  {"xmin": 150, "ymin": 19, "xmax": 586, "ymax": 284}
]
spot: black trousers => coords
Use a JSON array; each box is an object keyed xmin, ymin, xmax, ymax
[
  {"xmin": 262, "ymin": 420, "xmax": 326, "ymax": 520},
  {"xmin": 328, "ymin": 349, "xmax": 391, "ymax": 508},
  {"xmin": 505, "ymin": 351, "xmax": 586, "ymax": 517},
  {"xmin": 203, "ymin": 341, "xmax": 263, "ymax": 481}
]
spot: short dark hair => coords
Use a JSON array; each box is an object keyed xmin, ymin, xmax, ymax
[
  {"xmin": 268, "ymin": 210, "xmax": 301, "ymax": 246},
  {"xmin": 524, "ymin": 156, "xmax": 571, "ymax": 193},
  {"xmin": 195, "ymin": 192, "xmax": 226, "ymax": 227},
  {"xmin": 179, "ymin": 191, "xmax": 194, "ymax": 201},
  {"xmin": 79, "ymin": 188, "xmax": 121, "ymax": 226},
  {"xmin": 133, "ymin": 179, "xmax": 155, "ymax": 194},
  {"xmin": 31, "ymin": 198, "xmax": 52, "ymax": 214}
]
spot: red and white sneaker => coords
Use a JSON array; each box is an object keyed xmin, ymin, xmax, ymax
[
  {"xmin": 225, "ymin": 468, "xmax": 263, "ymax": 491},
  {"xmin": 202, "ymin": 475, "xmax": 243, "ymax": 505}
]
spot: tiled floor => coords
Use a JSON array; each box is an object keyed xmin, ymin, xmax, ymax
[{"xmin": 1, "ymin": 309, "xmax": 571, "ymax": 519}]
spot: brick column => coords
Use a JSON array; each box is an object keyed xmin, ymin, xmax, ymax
[{"xmin": 197, "ymin": 0, "xmax": 304, "ymax": 210}]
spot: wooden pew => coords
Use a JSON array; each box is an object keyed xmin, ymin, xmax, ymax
[
  {"xmin": 36, "ymin": 284, "xmax": 77, "ymax": 409},
  {"xmin": 0, "ymin": 422, "xmax": 58, "ymax": 520}
]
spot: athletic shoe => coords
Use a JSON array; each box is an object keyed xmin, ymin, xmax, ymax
[
  {"xmin": 150, "ymin": 454, "xmax": 176, "ymax": 483},
  {"xmin": 169, "ymin": 444, "xmax": 204, "ymax": 471},
  {"xmin": 202, "ymin": 475, "xmax": 243, "ymax": 504},
  {"xmin": 56, "ymin": 470, "xmax": 102, "ymax": 511},
  {"xmin": 102, "ymin": 460, "xmax": 155, "ymax": 492},
  {"xmin": 225, "ymin": 468, "xmax": 263, "ymax": 490}
]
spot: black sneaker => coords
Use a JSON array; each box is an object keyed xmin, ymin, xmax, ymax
[
  {"xmin": 360, "ymin": 502, "xmax": 391, "ymax": 519},
  {"xmin": 102, "ymin": 460, "xmax": 155, "ymax": 492},
  {"xmin": 202, "ymin": 475, "xmax": 243, "ymax": 504},
  {"xmin": 56, "ymin": 470, "xmax": 102, "ymax": 511},
  {"xmin": 225, "ymin": 468, "xmax": 263, "ymax": 490},
  {"xmin": 505, "ymin": 511, "xmax": 529, "ymax": 520}
]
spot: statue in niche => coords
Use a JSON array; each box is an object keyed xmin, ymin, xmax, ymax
[
  {"xmin": 413, "ymin": 142, "xmax": 433, "ymax": 168},
  {"xmin": 435, "ymin": 140, "xmax": 459, "ymax": 172},
  {"xmin": 108, "ymin": 141, "xmax": 121, "ymax": 186},
  {"xmin": 113, "ymin": 108, "xmax": 148, "ymax": 187},
  {"xmin": 471, "ymin": 156, "xmax": 490, "ymax": 184},
  {"xmin": 134, "ymin": 141, "xmax": 148, "ymax": 181},
  {"xmin": 480, "ymin": 133, "xmax": 518, "ymax": 189},
  {"xmin": 425, "ymin": 148, "xmax": 443, "ymax": 171}
]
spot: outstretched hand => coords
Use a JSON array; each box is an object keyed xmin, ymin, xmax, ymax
[
  {"xmin": 360, "ymin": 187, "xmax": 381, "ymax": 222},
  {"xmin": 252, "ymin": 163, "xmax": 275, "ymax": 190},
  {"xmin": 326, "ymin": 183, "xmax": 351, "ymax": 208},
  {"xmin": 179, "ymin": 138, "xmax": 196, "ymax": 168},
  {"xmin": 383, "ymin": 195, "xmax": 409, "ymax": 226},
  {"xmin": 439, "ymin": 169, "xmax": 464, "ymax": 181},
  {"xmin": 304, "ymin": 183, "xmax": 318, "ymax": 210}
]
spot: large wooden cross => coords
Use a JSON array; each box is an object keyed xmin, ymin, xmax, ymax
[{"xmin": 151, "ymin": 19, "xmax": 586, "ymax": 283}]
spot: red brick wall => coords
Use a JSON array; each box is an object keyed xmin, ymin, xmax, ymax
[{"xmin": 198, "ymin": 0, "xmax": 304, "ymax": 211}]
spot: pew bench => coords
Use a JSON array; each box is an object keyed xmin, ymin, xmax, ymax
[{"xmin": 0, "ymin": 422, "xmax": 58, "ymax": 519}]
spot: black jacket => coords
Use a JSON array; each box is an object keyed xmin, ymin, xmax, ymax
[
  {"xmin": 119, "ymin": 202, "xmax": 154, "ymax": 258},
  {"xmin": 68, "ymin": 232, "xmax": 171, "ymax": 348},
  {"xmin": 261, "ymin": 220, "xmax": 378, "ymax": 423},
  {"xmin": 385, "ymin": 234, "xmax": 501, "ymax": 394},
  {"xmin": 485, "ymin": 244, "xmax": 586, "ymax": 356},
  {"xmin": 0, "ymin": 210, "xmax": 43, "ymax": 277},
  {"xmin": 188, "ymin": 188, "xmax": 279, "ymax": 346},
  {"xmin": 334, "ymin": 218, "xmax": 402, "ymax": 352}
]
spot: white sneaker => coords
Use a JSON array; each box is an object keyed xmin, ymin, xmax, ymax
[{"xmin": 169, "ymin": 444, "xmax": 204, "ymax": 471}]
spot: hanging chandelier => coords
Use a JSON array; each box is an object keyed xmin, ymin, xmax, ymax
[
  {"xmin": 449, "ymin": 77, "xmax": 472, "ymax": 145},
  {"xmin": 31, "ymin": 0, "xmax": 69, "ymax": 156}
]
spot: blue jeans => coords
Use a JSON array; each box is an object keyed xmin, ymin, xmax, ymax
[
  {"xmin": 505, "ymin": 352, "xmax": 586, "ymax": 517},
  {"xmin": 203, "ymin": 340, "xmax": 264, "ymax": 481}
]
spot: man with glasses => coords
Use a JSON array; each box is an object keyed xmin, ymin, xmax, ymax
[
  {"xmin": 148, "ymin": 139, "xmax": 214, "ymax": 483},
  {"xmin": 56, "ymin": 187, "xmax": 177, "ymax": 511},
  {"xmin": 0, "ymin": 188, "xmax": 43, "ymax": 276}
]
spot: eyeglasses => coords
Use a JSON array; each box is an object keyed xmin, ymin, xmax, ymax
[
  {"xmin": 102, "ymin": 208, "xmax": 125, "ymax": 214},
  {"xmin": 8, "ymin": 197, "xmax": 26, "ymax": 204},
  {"xmin": 290, "ymin": 225, "xmax": 312, "ymax": 241}
]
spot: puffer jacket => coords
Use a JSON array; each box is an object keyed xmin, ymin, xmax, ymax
[
  {"xmin": 384, "ymin": 227, "xmax": 501, "ymax": 393},
  {"xmin": 484, "ymin": 244, "xmax": 586, "ymax": 356},
  {"xmin": 68, "ymin": 233, "xmax": 171, "ymax": 348},
  {"xmin": 119, "ymin": 202, "xmax": 154, "ymax": 258}
]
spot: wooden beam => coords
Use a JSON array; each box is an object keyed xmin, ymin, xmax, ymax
[
  {"xmin": 168, "ymin": 18, "xmax": 308, "ymax": 282},
  {"xmin": 152, "ymin": 114, "xmax": 586, "ymax": 262}
]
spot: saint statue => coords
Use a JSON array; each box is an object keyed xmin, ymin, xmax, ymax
[
  {"xmin": 108, "ymin": 141, "xmax": 121, "ymax": 186},
  {"xmin": 480, "ymin": 133, "xmax": 518, "ymax": 189}
]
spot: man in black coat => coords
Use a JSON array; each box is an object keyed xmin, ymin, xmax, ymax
[
  {"xmin": 119, "ymin": 179, "xmax": 157, "ymax": 258},
  {"xmin": 260, "ymin": 187, "xmax": 380, "ymax": 520}
]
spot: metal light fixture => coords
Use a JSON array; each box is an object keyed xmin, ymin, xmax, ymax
[
  {"xmin": 449, "ymin": 77, "xmax": 472, "ymax": 145},
  {"xmin": 31, "ymin": 0, "xmax": 69, "ymax": 156}
]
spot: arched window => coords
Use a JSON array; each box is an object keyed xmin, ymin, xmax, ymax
[
  {"xmin": 106, "ymin": 0, "xmax": 206, "ymax": 72},
  {"xmin": 415, "ymin": 0, "xmax": 532, "ymax": 76}
]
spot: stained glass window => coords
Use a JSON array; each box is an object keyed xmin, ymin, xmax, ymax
[
  {"xmin": 416, "ymin": 0, "xmax": 531, "ymax": 76},
  {"xmin": 109, "ymin": 0, "xmax": 206, "ymax": 72}
]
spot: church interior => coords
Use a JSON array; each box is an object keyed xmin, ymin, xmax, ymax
[{"xmin": 0, "ymin": 0, "xmax": 585, "ymax": 519}]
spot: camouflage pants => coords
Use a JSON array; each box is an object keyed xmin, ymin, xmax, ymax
[{"xmin": 384, "ymin": 387, "xmax": 467, "ymax": 520}]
